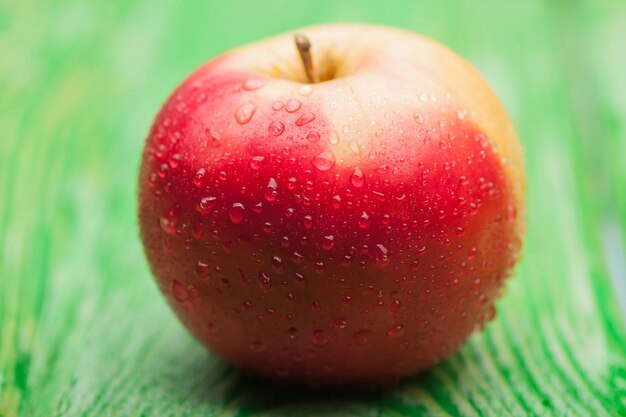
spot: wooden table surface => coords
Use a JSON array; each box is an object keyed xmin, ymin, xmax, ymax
[{"xmin": 2, "ymin": 0, "xmax": 626, "ymax": 415}]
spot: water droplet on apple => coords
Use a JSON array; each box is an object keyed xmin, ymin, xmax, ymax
[
  {"xmin": 332, "ymin": 194, "xmax": 341, "ymax": 209},
  {"xmin": 249, "ymin": 156, "xmax": 265, "ymax": 170},
  {"xmin": 196, "ymin": 196, "xmax": 216, "ymax": 215},
  {"xmin": 322, "ymin": 235, "xmax": 334, "ymax": 250},
  {"xmin": 285, "ymin": 99, "xmax": 302, "ymax": 113},
  {"xmin": 358, "ymin": 212, "xmax": 370, "ymax": 229},
  {"xmin": 306, "ymin": 131, "xmax": 321, "ymax": 142},
  {"xmin": 349, "ymin": 140, "xmax": 361, "ymax": 155},
  {"xmin": 288, "ymin": 327, "xmax": 298, "ymax": 340},
  {"xmin": 329, "ymin": 131, "xmax": 340, "ymax": 144},
  {"xmin": 287, "ymin": 177, "xmax": 297, "ymax": 191},
  {"xmin": 235, "ymin": 102, "xmax": 257, "ymax": 124},
  {"xmin": 196, "ymin": 261, "xmax": 210, "ymax": 280},
  {"xmin": 387, "ymin": 324, "xmax": 404, "ymax": 338},
  {"xmin": 312, "ymin": 329, "xmax": 328, "ymax": 347},
  {"xmin": 229, "ymin": 203, "xmax": 245, "ymax": 224},
  {"xmin": 272, "ymin": 100, "xmax": 284, "ymax": 111},
  {"xmin": 294, "ymin": 272, "xmax": 305, "ymax": 284},
  {"xmin": 264, "ymin": 177, "xmax": 278, "ymax": 202},
  {"xmin": 333, "ymin": 317, "xmax": 347, "ymax": 329},
  {"xmin": 193, "ymin": 168, "xmax": 206, "ymax": 188},
  {"xmin": 303, "ymin": 215, "xmax": 313, "ymax": 229},
  {"xmin": 171, "ymin": 279, "xmax": 188, "ymax": 302},
  {"xmin": 160, "ymin": 206, "xmax": 180, "ymax": 235},
  {"xmin": 243, "ymin": 79, "xmax": 265, "ymax": 91},
  {"xmin": 375, "ymin": 244, "xmax": 390, "ymax": 267},
  {"xmin": 204, "ymin": 127, "xmax": 221, "ymax": 147},
  {"xmin": 414, "ymin": 113, "xmax": 425, "ymax": 124},
  {"xmin": 295, "ymin": 112, "xmax": 316, "ymax": 126},
  {"xmin": 311, "ymin": 151, "xmax": 335, "ymax": 171},
  {"xmin": 258, "ymin": 272, "xmax": 272, "ymax": 290},
  {"xmin": 353, "ymin": 329, "xmax": 372, "ymax": 345},
  {"xmin": 271, "ymin": 255, "xmax": 284, "ymax": 273},
  {"xmin": 268, "ymin": 121, "xmax": 285, "ymax": 136},
  {"xmin": 350, "ymin": 168, "xmax": 365, "ymax": 188}
]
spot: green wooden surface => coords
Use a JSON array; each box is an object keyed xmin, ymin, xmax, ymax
[{"xmin": 2, "ymin": 0, "xmax": 626, "ymax": 415}]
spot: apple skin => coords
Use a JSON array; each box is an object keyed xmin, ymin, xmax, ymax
[{"xmin": 138, "ymin": 24, "xmax": 525, "ymax": 386}]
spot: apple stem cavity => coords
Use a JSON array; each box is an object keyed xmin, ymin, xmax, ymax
[{"xmin": 295, "ymin": 33, "xmax": 315, "ymax": 83}]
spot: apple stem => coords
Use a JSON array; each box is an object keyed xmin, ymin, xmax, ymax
[{"xmin": 295, "ymin": 33, "xmax": 314, "ymax": 83}]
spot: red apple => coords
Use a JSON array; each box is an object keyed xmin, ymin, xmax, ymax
[{"xmin": 138, "ymin": 23, "xmax": 525, "ymax": 386}]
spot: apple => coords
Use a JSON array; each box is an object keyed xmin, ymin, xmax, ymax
[{"xmin": 138, "ymin": 23, "xmax": 525, "ymax": 387}]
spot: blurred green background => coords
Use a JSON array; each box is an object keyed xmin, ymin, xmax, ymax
[{"xmin": 2, "ymin": 0, "xmax": 626, "ymax": 416}]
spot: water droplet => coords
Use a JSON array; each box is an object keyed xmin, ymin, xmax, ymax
[
  {"xmin": 298, "ymin": 85, "xmax": 313, "ymax": 96},
  {"xmin": 306, "ymin": 131, "xmax": 321, "ymax": 142},
  {"xmin": 168, "ymin": 153, "xmax": 181, "ymax": 169},
  {"xmin": 332, "ymin": 194, "xmax": 342, "ymax": 209},
  {"xmin": 193, "ymin": 168, "xmax": 206, "ymax": 188},
  {"xmin": 287, "ymin": 177, "xmax": 297, "ymax": 191},
  {"xmin": 271, "ymin": 255, "xmax": 284, "ymax": 273},
  {"xmin": 312, "ymin": 329, "xmax": 328, "ymax": 347},
  {"xmin": 258, "ymin": 272, "xmax": 272, "ymax": 290},
  {"xmin": 295, "ymin": 112, "xmax": 315, "ymax": 126},
  {"xmin": 417, "ymin": 246, "xmax": 427, "ymax": 255},
  {"xmin": 329, "ymin": 132, "xmax": 340, "ymax": 145},
  {"xmin": 292, "ymin": 252, "xmax": 305, "ymax": 264},
  {"xmin": 334, "ymin": 317, "xmax": 347, "ymax": 329},
  {"xmin": 222, "ymin": 240, "xmax": 233, "ymax": 253},
  {"xmin": 294, "ymin": 272, "xmax": 305, "ymax": 283},
  {"xmin": 312, "ymin": 301, "xmax": 321, "ymax": 311},
  {"xmin": 311, "ymin": 151, "xmax": 335, "ymax": 171},
  {"xmin": 414, "ymin": 113, "xmax": 425, "ymax": 124},
  {"xmin": 172, "ymin": 279, "xmax": 188, "ymax": 302},
  {"xmin": 358, "ymin": 212, "xmax": 370, "ymax": 229},
  {"xmin": 160, "ymin": 206, "xmax": 180, "ymax": 235},
  {"xmin": 268, "ymin": 121, "xmax": 285, "ymax": 136},
  {"xmin": 322, "ymin": 235, "xmax": 335, "ymax": 250},
  {"xmin": 230, "ymin": 203, "xmax": 245, "ymax": 224},
  {"xmin": 387, "ymin": 324, "xmax": 404, "ymax": 338},
  {"xmin": 349, "ymin": 140, "xmax": 361, "ymax": 155},
  {"xmin": 204, "ymin": 127, "xmax": 221, "ymax": 147},
  {"xmin": 375, "ymin": 244, "xmax": 390, "ymax": 266},
  {"xmin": 350, "ymin": 168, "xmax": 365, "ymax": 188},
  {"xmin": 303, "ymin": 215, "xmax": 313, "ymax": 229},
  {"xmin": 285, "ymin": 99, "xmax": 302, "ymax": 113},
  {"xmin": 196, "ymin": 261, "xmax": 210, "ymax": 280},
  {"xmin": 288, "ymin": 327, "xmax": 298, "ymax": 340},
  {"xmin": 271, "ymin": 100, "xmax": 284, "ymax": 110},
  {"xmin": 218, "ymin": 170, "xmax": 228, "ymax": 181},
  {"xmin": 243, "ymin": 79, "xmax": 265, "ymax": 91},
  {"xmin": 265, "ymin": 177, "xmax": 278, "ymax": 202},
  {"xmin": 196, "ymin": 196, "xmax": 216, "ymax": 215},
  {"xmin": 410, "ymin": 260, "xmax": 419, "ymax": 271},
  {"xmin": 235, "ymin": 102, "xmax": 257, "ymax": 124},
  {"xmin": 353, "ymin": 329, "xmax": 372, "ymax": 345},
  {"xmin": 249, "ymin": 156, "xmax": 265, "ymax": 170}
]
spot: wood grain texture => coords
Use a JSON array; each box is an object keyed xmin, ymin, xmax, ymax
[{"xmin": 1, "ymin": 0, "xmax": 625, "ymax": 416}]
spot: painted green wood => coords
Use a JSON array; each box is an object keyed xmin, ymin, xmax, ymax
[{"xmin": 2, "ymin": 0, "xmax": 626, "ymax": 416}]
